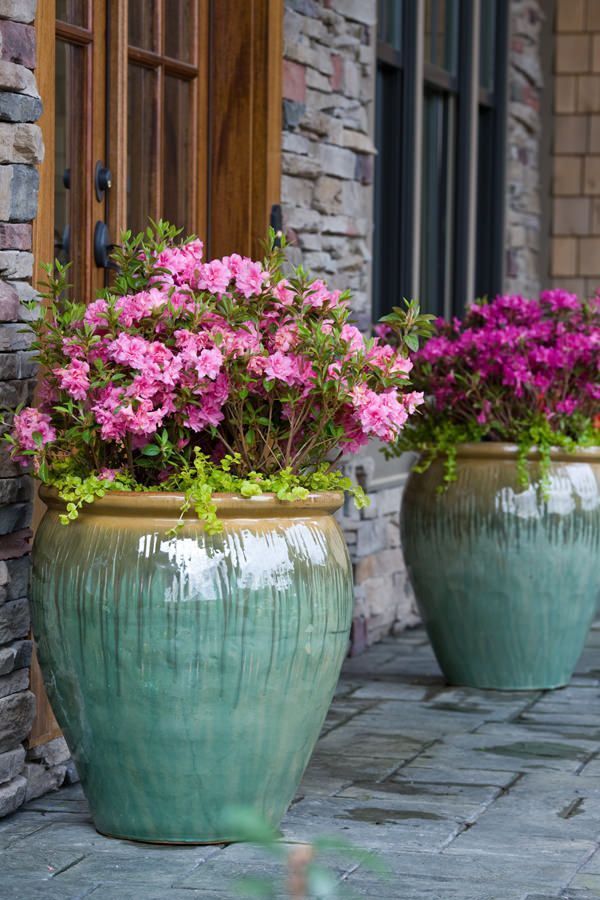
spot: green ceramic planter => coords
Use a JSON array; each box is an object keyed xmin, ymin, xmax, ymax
[
  {"xmin": 31, "ymin": 489, "xmax": 353, "ymax": 843},
  {"xmin": 401, "ymin": 444, "xmax": 600, "ymax": 690}
]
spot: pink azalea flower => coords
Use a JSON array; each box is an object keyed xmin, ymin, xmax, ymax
[
  {"xmin": 374, "ymin": 323, "xmax": 393, "ymax": 340},
  {"xmin": 62, "ymin": 337, "xmax": 85, "ymax": 359},
  {"xmin": 98, "ymin": 467, "xmax": 119, "ymax": 481},
  {"xmin": 272, "ymin": 324, "xmax": 298, "ymax": 352},
  {"xmin": 183, "ymin": 373, "xmax": 229, "ymax": 430},
  {"xmin": 195, "ymin": 347, "xmax": 223, "ymax": 380},
  {"xmin": 53, "ymin": 358, "xmax": 90, "ymax": 401},
  {"xmin": 351, "ymin": 386, "xmax": 409, "ymax": 441},
  {"xmin": 235, "ymin": 259, "xmax": 266, "ymax": 298},
  {"xmin": 247, "ymin": 356, "xmax": 269, "ymax": 377},
  {"xmin": 83, "ymin": 298, "xmax": 109, "ymax": 329},
  {"xmin": 13, "ymin": 408, "xmax": 56, "ymax": 454},
  {"xmin": 340, "ymin": 324, "xmax": 364, "ymax": 353},
  {"xmin": 304, "ymin": 280, "xmax": 331, "ymax": 308},
  {"xmin": 264, "ymin": 351, "xmax": 304, "ymax": 386},
  {"xmin": 12, "ymin": 228, "xmax": 427, "ymax": 490},
  {"xmin": 107, "ymin": 334, "xmax": 151, "ymax": 369},
  {"xmin": 197, "ymin": 259, "xmax": 231, "ymax": 295},
  {"xmin": 116, "ymin": 288, "xmax": 166, "ymax": 325},
  {"xmin": 273, "ymin": 279, "xmax": 294, "ymax": 305}
]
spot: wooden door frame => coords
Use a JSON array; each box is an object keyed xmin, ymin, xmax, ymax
[{"xmin": 29, "ymin": 0, "xmax": 282, "ymax": 748}]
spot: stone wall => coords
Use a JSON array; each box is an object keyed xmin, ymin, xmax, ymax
[
  {"xmin": 0, "ymin": 0, "xmax": 73, "ymax": 819},
  {"xmin": 281, "ymin": 0, "xmax": 418, "ymax": 646},
  {"xmin": 337, "ymin": 478, "xmax": 419, "ymax": 651},
  {"xmin": 551, "ymin": 0, "xmax": 600, "ymax": 297},
  {"xmin": 504, "ymin": 0, "xmax": 547, "ymax": 297},
  {"xmin": 281, "ymin": 0, "xmax": 376, "ymax": 330}
]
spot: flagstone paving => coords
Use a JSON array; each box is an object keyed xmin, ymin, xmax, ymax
[{"xmin": 3, "ymin": 623, "xmax": 600, "ymax": 899}]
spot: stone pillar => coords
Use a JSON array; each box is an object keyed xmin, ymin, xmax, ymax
[
  {"xmin": 505, "ymin": 0, "xmax": 547, "ymax": 296},
  {"xmin": 0, "ymin": 0, "xmax": 72, "ymax": 819},
  {"xmin": 281, "ymin": 0, "xmax": 376, "ymax": 332}
]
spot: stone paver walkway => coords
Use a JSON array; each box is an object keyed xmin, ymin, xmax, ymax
[{"xmin": 3, "ymin": 624, "xmax": 600, "ymax": 900}]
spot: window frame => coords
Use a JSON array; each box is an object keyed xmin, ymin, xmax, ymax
[{"xmin": 373, "ymin": 0, "xmax": 510, "ymax": 319}]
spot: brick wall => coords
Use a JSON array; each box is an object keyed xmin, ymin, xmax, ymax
[
  {"xmin": 505, "ymin": 0, "xmax": 547, "ymax": 296},
  {"xmin": 551, "ymin": 0, "xmax": 600, "ymax": 296},
  {"xmin": 0, "ymin": 0, "xmax": 74, "ymax": 819}
]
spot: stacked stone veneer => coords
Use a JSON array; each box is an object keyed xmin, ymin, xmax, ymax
[
  {"xmin": 281, "ymin": 0, "xmax": 375, "ymax": 330},
  {"xmin": 551, "ymin": 0, "xmax": 600, "ymax": 296},
  {"xmin": 505, "ymin": 0, "xmax": 546, "ymax": 296},
  {"xmin": 0, "ymin": 0, "xmax": 73, "ymax": 819},
  {"xmin": 281, "ymin": 0, "xmax": 418, "ymax": 647},
  {"xmin": 336, "ymin": 481, "xmax": 419, "ymax": 651}
]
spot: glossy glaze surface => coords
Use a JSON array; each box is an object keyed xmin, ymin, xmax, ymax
[
  {"xmin": 401, "ymin": 444, "xmax": 600, "ymax": 690},
  {"xmin": 31, "ymin": 491, "xmax": 353, "ymax": 843}
]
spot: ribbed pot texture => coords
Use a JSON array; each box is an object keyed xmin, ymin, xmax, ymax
[
  {"xmin": 401, "ymin": 444, "xmax": 600, "ymax": 690},
  {"xmin": 31, "ymin": 490, "xmax": 353, "ymax": 843}
]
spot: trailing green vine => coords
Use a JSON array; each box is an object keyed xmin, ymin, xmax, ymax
[{"xmin": 44, "ymin": 451, "xmax": 367, "ymax": 534}]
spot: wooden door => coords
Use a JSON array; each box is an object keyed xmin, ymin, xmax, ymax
[
  {"xmin": 34, "ymin": 0, "xmax": 107, "ymax": 298},
  {"xmin": 105, "ymin": 0, "xmax": 209, "ymax": 249},
  {"xmin": 30, "ymin": 0, "xmax": 282, "ymax": 746},
  {"xmin": 34, "ymin": 0, "xmax": 209, "ymax": 296}
]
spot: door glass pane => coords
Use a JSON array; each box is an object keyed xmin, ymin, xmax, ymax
[
  {"xmin": 424, "ymin": 0, "xmax": 458, "ymax": 74},
  {"xmin": 127, "ymin": 63, "xmax": 158, "ymax": 234},
  {"xmin": 55, "ymin": 40, "xmax": 86, "ymax": 290},
  {"xmin": 420, "ymin": 89, "xmax": 456, "ymax": 317},
  {"xmin": 165, "ymin": 0, "xmax": 195, "ymax": 62},
  {"xmin": 163, "ymin": 76, "xmax": 194, "ymax": 231},
  {"xmin": 377, "ymin": 0, "xmax": 403, "ymax": 53},
  {"xmin": 128, "ymin": 0, "xmax": 157, "ymax": 51},
  {"xmin": 56, "ymin": 0, "xmax": 88, "ymax": 27}
]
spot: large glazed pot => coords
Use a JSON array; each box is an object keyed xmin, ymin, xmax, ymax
[
  {"xmin": 401, "ymin": 444, "xmax": 600, "ymax": 690},
  {"xmin": 32, "ymin": 489, "xmax": 353, "ymax": 843}
]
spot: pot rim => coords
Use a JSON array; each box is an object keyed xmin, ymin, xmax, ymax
[
  {"xmin": 38, "ymin": 484, "xmax": 345, "ymax": 518},
  {"xmin": 452, "ymin": 442, "xmax": 600, "ymax": 463}
]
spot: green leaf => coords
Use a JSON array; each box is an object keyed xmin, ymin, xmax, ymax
[{"xmin": 141, "ymin": 444, "xmax": 161, "ymax": 457}]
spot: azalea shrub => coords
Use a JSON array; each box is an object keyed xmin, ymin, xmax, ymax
[
  {"xmin": 381, "ymin": 291, "xmax": 600, "ymax": 484},
  {"xmin": 6, "ymin": 222, "xmax": 426, "ymax": 530}
]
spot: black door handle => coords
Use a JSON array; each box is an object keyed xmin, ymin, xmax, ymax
[
  {"xmin": 94, "ymin": 161, "xmax": 112, "ymax": 201},
  {"xmin": 94, "ymin": 221, "xmax": 118, "ymax": 270}
]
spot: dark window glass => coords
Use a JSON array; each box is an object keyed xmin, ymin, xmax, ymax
[
  {"xmin": 479, "ymin": 0, "xmax": 497, "ymax": 90},
  {"xmin": 377, "ymin": 0, "xmax": 403, "ymax": 52},
  {"xmin": 374, "ymin": 2, "xmax": 508, "ymax": 320},
  {"xmin": 165, "ymin": 0, "xmax": 195, "ymax": 62},
  {"xmin": 424, "ymin": 0, "xmax": 459, "ymax": 74},
  {"xmin": 55, "ymin": 40, "xmax": 86, "ymax": 285},
  {"xmin": 374, "ymin": 64, "xmax": 403, "ymax": 320},
  {"xmin": 475, "ymin": 107, "xmax": 494, "ymax": 299},
  {"xmin": 475, "ymin": 2, "xmax": 507, "ymax": 301},
  {"xmin": 420, "ymin": 89, "xmax": 456, "ymax": 317},
  {"xmin": 56, "ymin": 0, "xmax": 88, "ymax": 27}
]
